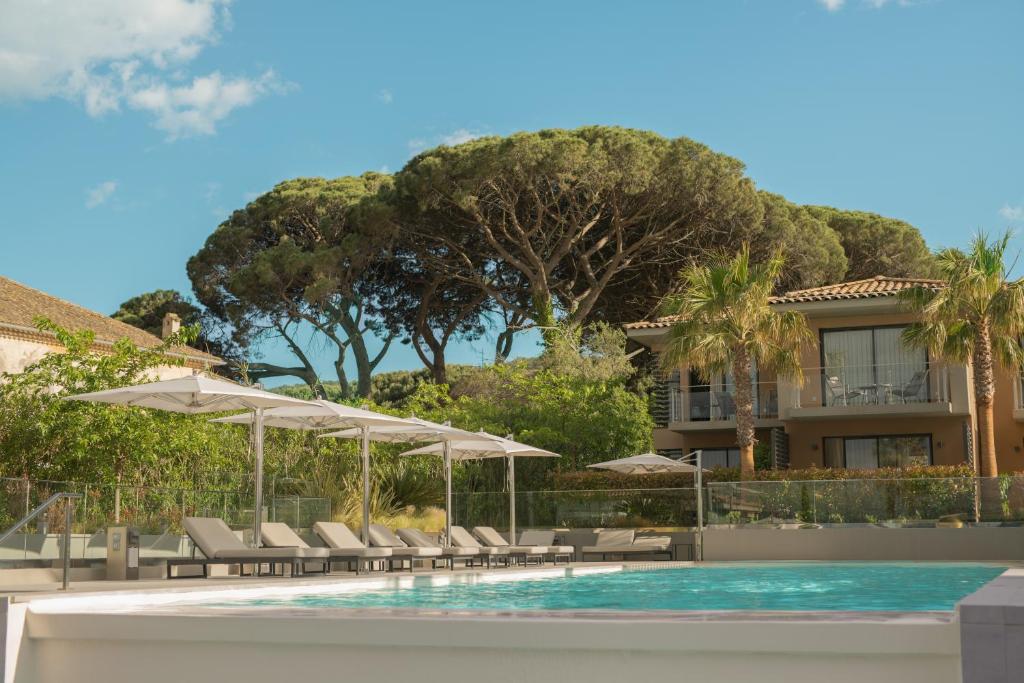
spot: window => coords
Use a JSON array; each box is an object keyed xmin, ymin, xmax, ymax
[
  {"xmin": 820, "ymin": 326, "xmax": 928, "ymax": 406},
  {"xmin": 822, "ymin": 435, "xmax": 932, "ymax": 469},
  {"xmin": 700, "ymin": 448, "xmax": 741, "ymax": 468}
]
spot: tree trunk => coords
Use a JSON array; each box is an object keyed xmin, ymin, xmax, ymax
[
  {"xmin": 972, "ymin": 323, "xmax": 999, "ymax": 477},
  {"xmin": 732, "ymin": 347, "xmax": 756, "ymax": 479},
  {"xmin": 246, "ymin": 363, "xmax": 326, "ymax": 399},
  {"xmin": 532, "ymin": 293, "xmax": 559, "ymax": 346}
]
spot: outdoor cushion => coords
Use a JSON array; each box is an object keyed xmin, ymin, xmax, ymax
[
  {"xmin": 261, "ymin": 522, "xmax": 309, "ymax": 548},
  {"xmin": 449, "ymin": 526, "xmax": 483, "ymax": 548},
  {"xmin": 594, "ymin": 529, "xmax": 635, "ymax": 547},
  {"xmin": 518, "ymin": 530, "xmax": 574, "ymax": 554},
  {"xmin": 472, "ymin": 526, "xmax": 510, "ymax": 547},
  {"xmin": 313, "ymin": 522, "xmax": 366, "ymax": 549},
  {"xmin": 506, "ymin": 545, "xmax": 549, "ymax": 555},
  {"xmin": 473, "ymin": 546, "xmax": 509, "ymax": 556},
  {"xmin": 395, "ymin": 528, "xmax": 436, "ymax": 548},
  {"xmin": 581, "ymin": 544, "xmax": 670, "ymax": 554},
  {"xmin": 633, "ymin": 535, "xmax": 672, "ymax": 547},
  {"xmin": 368, "ymin": 524, "xmax": 406, "ymax": 548},
  {"xmin": 517, "ymin": 530, "xmax": 555, "ymax": 545},
  {"xmin": 397, "ymin": 528, "xmax": 481, "ymax": 556},
  {"xmin": 325, "ymin": 546, "xmax": 391, "ymax": 558},
  {"xmin": 183, "ymin": 517, "xmax": 247, "ymax": 556},
  {"xmin": 210, "ymin": 546, "xmax": 328, "ymax": 560},
  {"xmin": 387, "ymin": 546, "xmax": 442, "ymax": 557}
]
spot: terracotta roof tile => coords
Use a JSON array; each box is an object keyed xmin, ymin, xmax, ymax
[
  {"xmin": 623, "ymin": 276, "xmax": 944, "ymax": 331},
  {"xmin": 0, "ymin": 276, "xmax": 221, "ymax": 364}
]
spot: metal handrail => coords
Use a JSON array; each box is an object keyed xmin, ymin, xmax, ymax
[{"xmin": 0, "ymin": 492, "xmax": 83, "ymax": 590}]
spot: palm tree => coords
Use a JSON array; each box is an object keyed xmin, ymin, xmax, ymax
[
  {"xmin": 901, "ymin": 231, "xmax": 1024, "ymax": 477},
  {"xmin": 660, "ymin": 246, "xmax": 811, "ymax": 477}
]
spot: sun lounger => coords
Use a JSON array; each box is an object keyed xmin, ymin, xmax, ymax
[
  {"xmin": 517, "ymin": 530, "xmax": 575, "ymax": 564},
  {"xmin": 396, "ymin": 528, "xmax": 481, "ymax": 570},
  {"xmin": 367, "ymin": 524, "xmax": 443, "ymax": 572},
  {"xmin": 259, "ymin": 523, "xmax": 332, "ymax": 574},
  {"xmin": 169, "ymin": 517, "xmax": 328, "ymax": 579},
  {"xmin": 311, "ymin": 521, "xmax": 392, "ymax": 573},
  {"xmin": 471, "ymin": 526, "xmax": 549, "ymax": 566},
  {"xmin": 448, "ymin": 526, "xmax": 510, "ymax": 568},
  {"xmin": 580, "ymin": 530, "xmax": 674, "ymax": 561}
]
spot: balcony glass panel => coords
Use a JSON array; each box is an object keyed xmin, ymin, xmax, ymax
[{"xmin": 820, "ymin": 326, "xmax": 928, "ymax": 406}]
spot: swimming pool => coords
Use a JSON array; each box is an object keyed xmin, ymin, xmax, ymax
[{"xmin": 203, "ymin": 562, "xmax": 1004, "ymax": 613}]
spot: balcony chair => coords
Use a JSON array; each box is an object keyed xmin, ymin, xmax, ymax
[
  {"xmin": 891, "ymin": 370, "xmax": 928, "ymax": 403},
  {"xmin": 825, "ymin": 376, "xmax": 863, "ymax": 406},
  {"xmin": 714, "ymin": 391, "xmax": 737, "ymax": 420}
]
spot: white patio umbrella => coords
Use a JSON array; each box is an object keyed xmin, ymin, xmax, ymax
[
  {"xmin": 319, "ymin": 417, "xmax": 490, "ymax": 545},
  {"xmin": 211, "ymin": 401, "xmax": 418, "ymax": 545},
  {"xmin": 588, "ymin": 451, "xmax": 708, "ymax": 560},
  {"xmin": 65, "ymin": 374, "xmax": 315, "ymax": 546},
  {"xmin": 399, "ymin": 432, "xmax": 559, "ymax": 541}
]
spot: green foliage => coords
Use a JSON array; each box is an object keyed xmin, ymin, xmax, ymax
[
  {"xmin": 0, "ymin": 319, "xmax": 245, "ymax": 490},
  {"xmin": 394, "ymin": 126, "xmax": 764, "ymax": 335},
  {"xmin": 536, "ymin": 322, "xmax": 636, "ymax": 382},
  {"xmin": 806, "ymin": 205, "xmax": 937, "ymax": 280},
  {"xmin": 547, "ymin": 464, "xmax": 977, "ymax": 490},
  {"xmin": 755, "ymin": 192, "xmax": 847, "ymax": 291},
  {"xmin": 402, "ymin": 362, "xmax": 654, "ymax": 491}
]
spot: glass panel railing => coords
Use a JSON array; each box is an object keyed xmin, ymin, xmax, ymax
[
  {"xmin": 706, "ymin": 477, "xmax": 1024, "ymax": 527},
  {"xmin": 452, "ymin": 488, "xmax": 698, "ymax": 531},
  {"xmin": 670, "ymin": 382, "xmax": 779, "ymax": 423},
  {"xmin": 800, "ymin": 362, "xmax": 949, "ymax": 408},
  {"xmin": 0, "ymin": 478, "xmax": 332, "ymax": 563}
]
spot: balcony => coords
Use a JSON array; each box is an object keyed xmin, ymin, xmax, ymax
[
  {"xmin": 789, "ymin": 362, "xmax": 953, "ymax": 420},
  {"xmin": 668, "ymin": 382, "xmax": 781, "ymax": 431}
]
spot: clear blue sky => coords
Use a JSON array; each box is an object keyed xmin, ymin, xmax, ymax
[{"xmin": 1, "ymin": 0, "xmax": 1022, "ymax": 384}]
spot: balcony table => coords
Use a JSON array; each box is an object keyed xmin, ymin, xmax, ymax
[{"xmin": 857, "ymin": 383, "xmax": 893, "ymax": 404}]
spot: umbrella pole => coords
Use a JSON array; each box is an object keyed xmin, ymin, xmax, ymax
[
  {"xmin": 361, "ymin": 425, "xmax": 371, "ymax": 546},
  {"xmin": 444, "ymin": 440, "xmax": 452, "ymax": 547},
  {"xmin": 508, "ymin": 455, "xmax": 516, "ymax": 542},
  {"xmin": 253, "ymin": 407, "xmax": 265, "ymax": 548}
]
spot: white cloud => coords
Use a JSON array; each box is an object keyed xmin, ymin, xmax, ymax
[
  {"xmin": 818, "ymin": 0, "xmax": 917, "ymax": 10},
  {"xmin": 409, "ymin": 128, "xmax": 487, "ymax": 153},
  {"xmin": 440, "ymin": 128, "xmax": 484, "ymax": 146},
  {"xmin": 85, "ymin": 180, "xmax": 118, "ymax": 208},
  {"xmin": 377, "ymin": 88, "xmax": 393, "ymax": 104},
  {"xmin": 0, "ymin": 0, "xmax": 288, "ymax": 138},
  {"xmin": 1000, "ymin": 204, "xmax": 1024, "ymax": 222}
]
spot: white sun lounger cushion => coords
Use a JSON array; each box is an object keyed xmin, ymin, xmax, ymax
[
  {"xmin": 368, "ymin": 524, "xmax": 407, "ymax": 548},
  {"xmin": 397, "ymin": 528, "xmax": 481, "ymax": 556},
  {"xmin": 183, "ymin": 517, "xmax": 327, "ymax": 560},
  {"xmin": 260, "ymin": 522, "xmax": 309, "ymax": 548},
  {"xmin": 472, "ymin": 526, "xmax": 510, "ymax": 547},
  {"xmin": 518, "ymin": 530, "xmax": 574, "ymax": 554},
  {"xmin": 594, "ymin": 529, "xmax": 635, "ymax": 547},
  {"xmin": 449, "ymin": 526, "xmax": 482, "ymax": 548},
  {"xmin": 314, "ymin": 522, "xmax": 365, "ymax": 549}
]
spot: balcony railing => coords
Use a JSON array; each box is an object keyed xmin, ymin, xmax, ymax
[
  {"xmin": 796, "ymin": 362, "xmax": 949, "ymax": 409},
  {"xmin": 669, "ymin": 383, "xmax": 779, "ymax": 424}
]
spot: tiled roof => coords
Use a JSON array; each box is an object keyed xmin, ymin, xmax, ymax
[
  {"xmin": 623, "ymin": 276, "xmax": 944, "ymax": 331},
  {"xmin": 0, "ymin": 276, "xmax": 221, "ymax": 364},
  {"xmin": 772, "ymin": 275, "xmax": 945, "ymax": 304}
]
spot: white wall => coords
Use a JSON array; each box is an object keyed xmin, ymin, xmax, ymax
[{"xmin": 16, "ymin": 608, "xmax": 961, "ymax": 683}]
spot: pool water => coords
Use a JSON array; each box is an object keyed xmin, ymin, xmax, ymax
[{"xmin": 225, "ymin": 563, "xmax": 1005, "ymax": 613}]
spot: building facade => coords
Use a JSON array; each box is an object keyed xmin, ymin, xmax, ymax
[
  {"xmin": 625, "ymin": 276, "xmax": 1024, "ymax": 473},
  {"xmin": 0, "ymin": 276, "xmax": 221, "ymax": 378}
]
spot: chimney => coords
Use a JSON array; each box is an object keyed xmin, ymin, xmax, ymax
[{"xmin": 161, "ymin": 312, "xmax": 181, "ymax": 339}]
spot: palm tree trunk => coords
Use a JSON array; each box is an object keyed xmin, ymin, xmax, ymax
[
  {"xmin": 733, "ymin": 347, "xmax": 756, "ymax": 478},
  {"xmin": 973, "ymin": 324, "xmax": 999, "ymax": 477}
]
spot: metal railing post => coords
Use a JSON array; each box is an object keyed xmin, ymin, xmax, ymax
[{"xmin": 62, "ymin": 497, "xmax": 73, "ymax": 590}]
